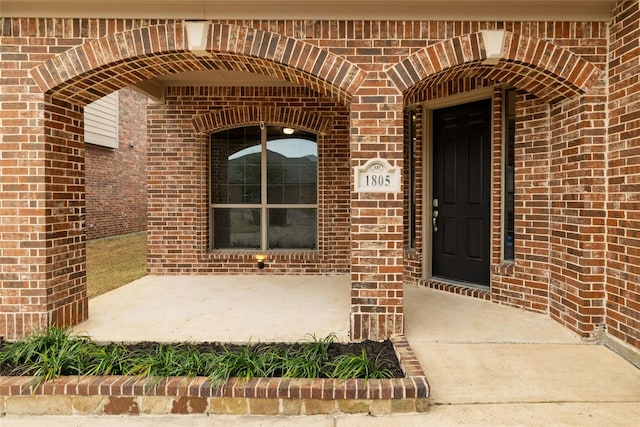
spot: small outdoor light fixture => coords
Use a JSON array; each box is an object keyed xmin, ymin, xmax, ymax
[
  {"xmin": 282, "ymin": 127, "xmax": 295, "ymax": 135},
  {"xmin": 255, "ymin": 254, "xmax": 266, "ymax": 269}
]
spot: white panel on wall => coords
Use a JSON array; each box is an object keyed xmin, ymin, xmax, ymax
[{"xmin": 85, "ymin": 91, "xmax": 119, "ymax": 148}]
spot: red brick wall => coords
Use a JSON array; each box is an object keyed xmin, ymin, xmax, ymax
[
  {"xmin": 85, "ymin": 88, "xmax": 148, "ymax": 240},
  {"xmin": 43, "ymin": 96, "xmax": 89, "ymax": 332},
  {"xmin": 606, "ymin": 0, "xmax": 640, "ymax": 350},
  {"xmin": 548, "ymin": 95, "xmax": 608, "ymax": 339},
  {"xmin": 146, "ymin": 87, "xmax": 351, "ymax": 275},
  {"xmin": 545, "ymin": 24, "xmax": 608, "ymax": 339},
  {"xmin": 492, "ymin": 92, "xmax": 551, "ymax": 312}
]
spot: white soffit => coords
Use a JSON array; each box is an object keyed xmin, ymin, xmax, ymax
[
  {"xmin": 1, "ymin": 1, "xmax": 615, "ymax": 21},
  {"xmin": 133, "ymin": 70, "xmax": 297, "ymax": 101}
]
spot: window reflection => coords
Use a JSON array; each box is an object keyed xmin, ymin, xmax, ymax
[
  {"xmin": 268, "ymin": 208, "xmax": 316, "ymax": 249},
  {"xmin": 211, "ymin": 126, "xmax": 261, "ymax": 205},
  {"xmin": 267, "ymin": 135, "xmax": 317, "ymax": 205},
  {"xmin": 504, "ymin": 89, "xmax": 515, "ymax": 261},
  {"xmin": 210, "ymin": 125, "xmax": 318, "ymax": 250}
]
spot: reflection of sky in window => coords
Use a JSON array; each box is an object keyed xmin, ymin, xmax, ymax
[{"xmin": 229, "ymin": 138, "xmax": 316, "ymax": 160}]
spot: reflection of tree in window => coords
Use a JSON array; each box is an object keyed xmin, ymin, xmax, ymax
[{"xmin": 210, "ymin": 125, "xmax": 317, "ymax": 250}]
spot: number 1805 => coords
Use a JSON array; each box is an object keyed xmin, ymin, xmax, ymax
[{"xmin": 366, "ymin": 174, "xmax": 391, "ymax": 187}]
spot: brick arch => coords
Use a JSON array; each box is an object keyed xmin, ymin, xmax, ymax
[
  {"xmin": 192, "ymin": 106, "xmax": 333, "ymax": 135},
  {"xmin": 389, "ymin": 31, "xmax": 602, "ymax": 104},
  {"xmin": 30, "ymin": 22, "xmax": 366, "ymax": 105}
]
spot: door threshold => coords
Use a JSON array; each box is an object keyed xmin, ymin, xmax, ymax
[
  {"xmin": 422, "ymin": 277, "xmax": 491, "ymax": 300},
  {"xmin": 432, "ymin": 276, "xmax": 489, "ymax": 290}
]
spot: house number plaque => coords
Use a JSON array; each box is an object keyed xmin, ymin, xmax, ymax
[{"xmin": 354, "ymin": 158, "xmax": 400, "ymax": 193}]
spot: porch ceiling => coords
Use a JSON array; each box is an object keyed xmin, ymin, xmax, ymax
[
  {"xmin": 133, "ymin": 70, "xmax": 298, "ymax": 102},
  {"xmin": 3, "ymin": 1, "xmax": 616, "ymax": 21}
]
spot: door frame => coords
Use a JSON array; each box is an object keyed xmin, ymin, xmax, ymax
[{"xmin": 421, "ymin": 87, "xmax": 495, "ymax": 283}]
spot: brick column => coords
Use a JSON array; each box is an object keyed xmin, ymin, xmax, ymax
[
  {"xmin": 43, "ymin": 98, "xmax": 89, "ymax": 330},
  {"xmin": 0, "ymin": 94, "xmax": 88, "ymax": 339},
  {"xmin": 0, "ymin": 97, "xmax": 46, "ymax": 338},
  {"xmin": 349, "ymin": 75, "xmax": 404, "ymax": 341},
  {"xmin": 549, "ymin": 90, "xmax": 607, "ymax": 340}
]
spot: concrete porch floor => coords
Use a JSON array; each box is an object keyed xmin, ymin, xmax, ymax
[
  {"xmin": 72, "ymin": 275, "xmax": 351, "ymax": 343},
  {"xmin": 8, "ymin": 276, "xmax": 640, "ymax": 425}
]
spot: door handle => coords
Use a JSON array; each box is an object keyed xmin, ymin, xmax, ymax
[{"xmin": 432, "ymin": 210, "xmax": 438, "ymax": 232}]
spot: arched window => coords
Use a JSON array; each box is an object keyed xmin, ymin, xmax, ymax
[{"xmin": 210, "ymin": 125, "xmax": 317, "ymax": 250}]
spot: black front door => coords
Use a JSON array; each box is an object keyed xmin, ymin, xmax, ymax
[{"xmin": 432, "ymin": 99, "xmax": 491, "ymax": 286}]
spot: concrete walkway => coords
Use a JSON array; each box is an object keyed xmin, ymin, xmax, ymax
[
  {"xmin": 403, "ymin": 285, "xmax": 640, "ymax": 425},
  {"xmin": 3, "ymin": 276, "xmax": 639, "ymax": 425}
]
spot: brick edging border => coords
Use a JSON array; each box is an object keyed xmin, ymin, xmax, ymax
[{"xmin": 0, "ymin": 336, "xmax": 429, "ymax": 416}]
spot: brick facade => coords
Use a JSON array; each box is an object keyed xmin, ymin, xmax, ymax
[
  {"xmin": 85, "ymin": 88, "xmax": 148, "ymax": 240},
  {"xmin": 0, "ymin": 1, "xmax": 638, "ymax": 353}
]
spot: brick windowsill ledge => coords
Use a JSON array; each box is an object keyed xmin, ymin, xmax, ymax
[{"xmin": 0, "ymin": 336, "xmax": 429, "ymax": 416}]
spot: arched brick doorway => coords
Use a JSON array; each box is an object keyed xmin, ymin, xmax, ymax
[
  {"xmin": 4, "ymin": 22, "xmax": 369, "ymax": 339},
  {"xmin": 396, "ymin": 30, "xmax": 606, "ymax": 340}
]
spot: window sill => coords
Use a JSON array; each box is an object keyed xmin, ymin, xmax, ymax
[
  {"xmin": 403, "ymin": 247, "xmax": 420, "ymax": 260},
  {"xmin": 493, "ymin": 261, "xmax": 515, "ymax": 276},
  {"xmin": 208, "ymin": 249, "xmax": 320, "ymax": 261}
]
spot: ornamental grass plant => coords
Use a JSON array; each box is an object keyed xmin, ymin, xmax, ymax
[{"xmin": 0, "ymin": 328, "xmax": 400, "ymax": 388}]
